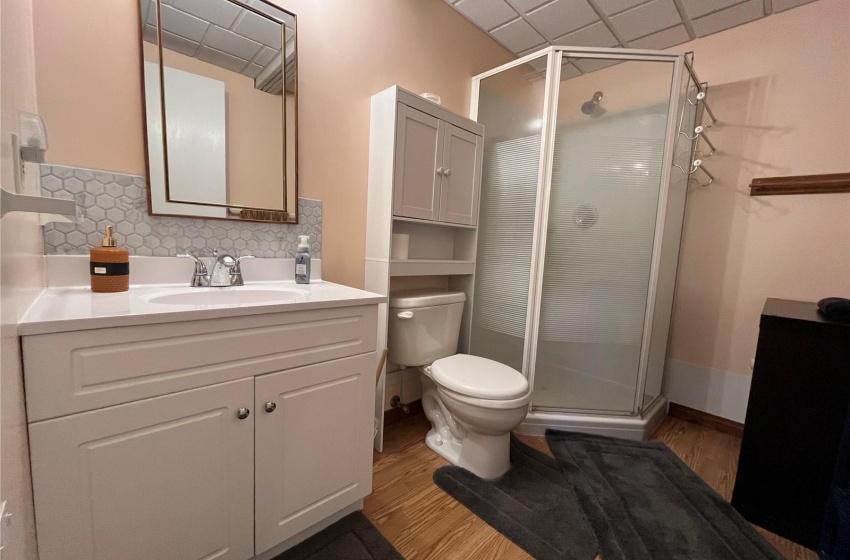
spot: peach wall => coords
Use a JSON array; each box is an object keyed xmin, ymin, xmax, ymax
[
  {"xmin": 666, "ymin": 0, "xmax": 850, "ymax": 379},
  {"xmin": 33, "ymin": 0, "xmax": 513, "ymax": 286},
  {"xmin": 1, "ymin": 0, "xmax": 47, "ymax": 557}
]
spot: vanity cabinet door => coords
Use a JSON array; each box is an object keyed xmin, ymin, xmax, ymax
[
  {"xmin": 438, "ymin": 123, "xmax": 482, "ymax": 226},
  {"xmin": 254, "ymin": 353, "xmax": 376, "ymax": 554},
  {"xmin": 29, "ymin": 379, "xmax": 255, "ymax": 560},
  {"xmin": 393, "ymin": 104, "xmax": 442, "ymax": 220}
]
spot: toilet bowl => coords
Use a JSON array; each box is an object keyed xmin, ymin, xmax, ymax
[{"xmin": 388, "ymin": 290, "xmax": 530, "ymax": 479}]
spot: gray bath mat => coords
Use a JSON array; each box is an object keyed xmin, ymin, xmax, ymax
[
  {"xmin": 545, "ymin": 430, "xmax": 783, "ymax": 560},
  {"xmin": 435, "ymin": 432, "xmax": 783, "ymax": 560},
  {"xmin": 433, "ymin": 437, "xmax": 598, "ymax": 560},
  {"xmin": 272, "ymin": 512, "xmax": 402, "ymax": 560}
]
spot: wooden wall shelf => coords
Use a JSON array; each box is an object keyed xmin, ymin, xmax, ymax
[{"xmin": 749, "ymin": 172, "xmax": 850, "ymax": 196}]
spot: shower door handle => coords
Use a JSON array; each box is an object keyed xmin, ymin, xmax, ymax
[
  {"xmin": 436, "ymin": 167, "xmax": 444, "ymax": 175},
  {"xmin": 444, "ymin": 168, "xmax": 451, "ymax": 176}
]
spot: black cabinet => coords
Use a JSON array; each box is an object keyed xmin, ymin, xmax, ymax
[{"xmin": 732, "ymin": 299, "xmax": 850, "ymax": 552}]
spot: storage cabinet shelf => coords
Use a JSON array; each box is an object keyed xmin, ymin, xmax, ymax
[
  {"xmin": 392, "ymin": 215, "xmax": 477, "ymax": 229},
  {"xmin": 390, "ymin": 259, "xmax": 475, "ymax": 277}
]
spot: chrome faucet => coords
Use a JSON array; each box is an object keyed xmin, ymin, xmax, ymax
[{"xmin": 177, "ymin": 250, "xmax": 255, "ymax": 287}]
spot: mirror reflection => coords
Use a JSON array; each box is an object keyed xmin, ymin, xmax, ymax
[{"xmin": 140, "ymin": 0, "xmax": 297, "ymax": 222}]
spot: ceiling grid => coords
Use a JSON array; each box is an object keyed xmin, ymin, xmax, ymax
[{"xmin": 447, "ymin": 0, "xmax": 821, "ymax": 70}]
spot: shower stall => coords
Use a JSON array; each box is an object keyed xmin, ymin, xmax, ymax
[{"xmin": 469, "ymin": 46, "xmax": 712, "ymax": 439}]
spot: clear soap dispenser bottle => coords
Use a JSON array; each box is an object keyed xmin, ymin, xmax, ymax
[{"xmin": 295, "ymin": 235, "xmax": 311, "ymax": 284}]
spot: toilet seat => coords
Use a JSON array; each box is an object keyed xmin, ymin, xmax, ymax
[{"xmin": 430, "ymin": 354, "xmax": 528, "ymax": 400}]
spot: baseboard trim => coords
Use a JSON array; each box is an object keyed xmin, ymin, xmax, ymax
[
  {"xmin": 664, "ymin": 359, "xmax": 751, "ymax": 423},
  {"xmin": 668, "ymin": 402, "xmax": 744, "ymax": 437},
  {"xmin": 383, "ymin": 399, "xmax": 424, "ymax": 426}
]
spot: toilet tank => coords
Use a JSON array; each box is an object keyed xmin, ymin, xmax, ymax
[{"xmin": 387, "ymin": 289, "xmax": 466, "ymax": 367}]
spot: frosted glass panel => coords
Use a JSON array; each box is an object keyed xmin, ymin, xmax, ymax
[
  {"xmin": 470, "ymin": 56, "xmax": 547, "ymax": 372},
  {"xmin": 643, "ymin": 72, "xmax": 700, "ymax": 410},
  {"xmin": 533, "ymin": 58, "xmax": 674, "ymax": 413}
]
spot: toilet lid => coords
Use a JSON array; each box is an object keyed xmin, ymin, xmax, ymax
[{"xmin": 430, "ymin": 355, "xmax": 528, "ymax": 400}]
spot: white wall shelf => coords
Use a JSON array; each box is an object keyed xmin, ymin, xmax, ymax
[
  {"xmin": 392, "ymin": 215, "xmax": 478, "ymax": 230},
  {"xmin": 390, "ymin": 259, "xmax": 475, "ymax": 277}
]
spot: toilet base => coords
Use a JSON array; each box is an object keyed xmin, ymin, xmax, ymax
[{"xmin": 426, "ymin": 428, "xmax": 511, "ymax": 480}]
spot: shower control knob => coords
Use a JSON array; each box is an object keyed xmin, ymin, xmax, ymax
[
  {"xmin": 264, "ymin": 402, "xmax": 277, "ymax": 413},
  {"xmin": 236, "ymin": 407, "xmax": 250, "ymax": 420}
]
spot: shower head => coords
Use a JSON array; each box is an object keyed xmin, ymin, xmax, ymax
[{"xmin": 581, "ymin": 91, "xmax": 604, "ymax": 115}]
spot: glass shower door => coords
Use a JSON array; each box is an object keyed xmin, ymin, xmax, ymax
[
  {"xmin": 469, "ymin": 55, "xmax": 549, "ymax": 373},
  {"xmin": 531, "ymin": 56, "xmax": 676, "ymax": 414}
]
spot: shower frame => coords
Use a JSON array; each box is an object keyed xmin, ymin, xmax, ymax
[{"xmin": 469, "ymin": 46, "xmax": 701, "ymax": 438}]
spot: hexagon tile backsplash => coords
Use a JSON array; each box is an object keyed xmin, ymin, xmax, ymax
[{"xmin": 41, "ymin": 164, "xmax": 321, "ymax": 258}]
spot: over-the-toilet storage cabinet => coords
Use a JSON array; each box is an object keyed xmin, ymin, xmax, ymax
[
  {"xmin": 23, "ymin": 306, "xmax": 378, "ymax": 560},
  {"xmin": 394, "ymin": 103, "xmax": 482, "ymax": 226},
  {"xmin": 366, "ymin": 86, "xmax": 484, "ymax": 451}
]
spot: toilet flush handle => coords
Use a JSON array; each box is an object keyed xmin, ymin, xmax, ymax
[{"xmin": 397, "ymin": 311, "xmax": 414, "ymax": 320}]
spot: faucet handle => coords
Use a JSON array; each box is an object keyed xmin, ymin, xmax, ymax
[
  {"xmin": 177, "ymin": 250, "xmax": 210, "ymax": 287},
  {"xmin": 230, "ymin": 255, "xmax": 255, "ymax": 286}
]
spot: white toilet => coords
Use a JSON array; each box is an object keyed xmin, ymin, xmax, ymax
[{"xmin": 388, "ymin": 289, "xmax": 531, "ymax": 479}]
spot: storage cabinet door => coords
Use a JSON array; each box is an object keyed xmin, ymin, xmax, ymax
[
  {"xmin": 438, "ymin": 123, "xmax": 482, "ymax": 225},
  {"xmin": 393, "ymin": 104, "xmax": 441, "ymax": 220},
  {"xmin": 29, "ymin": 378, "xmax": 255, "ymax": 560},
  {"xmin": 254, "ymin": 353, "xmax": 376, "ymax": 553}
]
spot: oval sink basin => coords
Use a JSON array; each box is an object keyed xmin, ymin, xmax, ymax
[{"xmin": 148, "ymin": 288, "xmax": 308, "ymax": 306}]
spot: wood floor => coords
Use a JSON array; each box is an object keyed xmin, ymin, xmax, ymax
[{"xmin": 363, "ymin": 413, "xmax": 817, "ymax": 560}]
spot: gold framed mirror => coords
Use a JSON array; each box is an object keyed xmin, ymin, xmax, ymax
[{"xmin": 140, "ymin": 0, "xmax": 297, "ymax": 223}]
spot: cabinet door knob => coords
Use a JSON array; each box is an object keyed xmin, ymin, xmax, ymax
[
  {"xmin": 436, "ymin": 167, "xmax": 444, "ymax": 175},
  {"xmin": 444, "ymin": 168, "xmax": 451, "ymax": 177},
  {"xmin": 236, "ymin": 407, "xmax": 250, "ymax": 420},
  {"xmin": 264, "ymin": 402, "xmax": 277, "ymax": 413}
]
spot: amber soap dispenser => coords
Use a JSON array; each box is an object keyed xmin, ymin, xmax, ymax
[{"xmin": 90, "ymin": 225, "xmax": 129, "ymax": 292}]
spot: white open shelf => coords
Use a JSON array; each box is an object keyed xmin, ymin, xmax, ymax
[
  {"xmin": 389, "ymin": 258, "xmax": 475, "ymax": 277},
  {"xmin": 392, "ymin": 215, "xmax": 477, "ymax": 230}
]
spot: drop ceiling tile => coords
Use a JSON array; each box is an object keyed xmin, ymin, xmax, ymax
[
  {"xmin": 455, "ymin": 0, "xmax": 519, "ymax": 30},
  {"xmin": 159, "ymin": 3, "xmax": 210, "ymax": 42},
  {"xmin": 142, "ymin": 0, "xmax": 151, "ymax": 25},
  {"xmin": 162, "ymin": 30, "xmax": 200, "ymax": 57},
  {"xmin": 691, "ymin": 0, "xmax": 763, "ymax": 37},
  {"xmin": 506, "ymin": 0, "xmax": 551, "ymax": 14},
  {"xmin": 204, "ymin": 25, "xmax": 262, "ymax": 60},
  {"xmin": 525, "ymin": 56, "xmax": 549, "ymax": 72},
  {"xmin": 243, "ymin": 63, "xmax": 263, "ymax": 79},
  {"xmin": 172, "ymin": 0, "xmax": 241, "ymax": 28},
  {"xmin": 572, "ymin": 57, "xmax": 621, "ymax": 72},
  {"xmin": 679, "ymin": 0, "xmax": 747, "ymax": 18},
  {"xmin": 526, "ymin": 0, "xmax": 599, "ymax": 40},
  {"xmin": 560, "ymin": 62, "xmax": 583, "ymax": 80},
  {"xmin": 491, "ymin": 18, "xmax": 547, "ymax": 53},
  {"xmin": 143, "ymin": 24, "xmax": 158, "ymax": 45},
  {"xmin": 233, "ymin": 10, "xmax": 283, "ymax": 49},
  {"xmin": 554, "ymin": 21, "xmax": 619, "ymax": 47},
  {"xmin": 195, "ymin": 44, "xmax": 249, "ymax": 73},
  {"xmin": 772, "ymin": 0, "xmax": 818, "ymax": 12},
  {"xmin": 608, "ymin": 0, "xmax": 681, "ymax": 41},
  {"xmin": 593, "ymin": 0, "xmax": 651, "ymax": 16},
  {"xmin": 253, "ymin": 46, "xmax": 277, "ymax": 66},
  {"xmin": 630, "ymin": 23, "xmax": 689, "ymax": 48}
]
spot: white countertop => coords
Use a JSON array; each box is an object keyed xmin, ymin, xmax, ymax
[{"xmin": 19, "ymin": 281, "xmax": 385, "ymax": 336}]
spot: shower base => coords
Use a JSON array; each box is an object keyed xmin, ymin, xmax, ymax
[{"xmin": 515, "ymin": 395, "xmax": 668, "ymax": 441}]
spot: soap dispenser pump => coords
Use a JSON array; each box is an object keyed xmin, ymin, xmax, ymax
[
  {"xmin": 90, "ymin": 225, "xmax": 129, "ymax": 292},
  {"xmin": 295, "ymin": 235, "xmax": 311, "ymax": 284}
]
